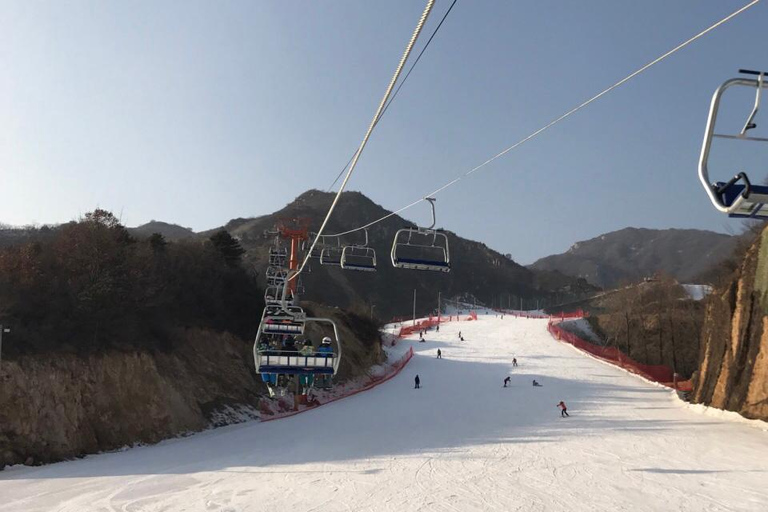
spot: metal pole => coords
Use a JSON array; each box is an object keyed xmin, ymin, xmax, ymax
[
  {"xmin": 413, "ymin": 289, "xmax": 417, "ymax": 326},
  {"xmin": 520, "ymin": 297, "xmax": 523, "ymax": 311}
]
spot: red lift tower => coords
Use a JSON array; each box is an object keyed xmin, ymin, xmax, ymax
[{"xmin": 276, "ymin": 218, "xmax": 311, "ymax": 296}]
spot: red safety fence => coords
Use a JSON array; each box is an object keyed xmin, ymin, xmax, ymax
[
  {"xmin": 494, "ymin": 309, "xmax": 587, "ymax": 320},
  {"xmin": 261, "ymin": 346, "xmax": 415, "ymax": 422},
  {"xmin": 547, "ymin": 321, "xmax": 691, "ymax": 391},
  {"xmin": 395, "ymin": 311, "xmax": 477, "ymax": 338}
]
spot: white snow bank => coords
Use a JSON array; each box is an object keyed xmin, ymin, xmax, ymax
[
  {"xmin": 684, "ymin": 402, "xmax": 768, "ymax": 432},
  {"xmin": 682, "ymin": 283, "xmax": 713, "ymax": 301},
  {"xmin": 556, "ymin": 318, "xmax": 603, "ymax": 344}
]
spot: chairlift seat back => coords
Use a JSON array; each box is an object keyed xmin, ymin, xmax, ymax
[{"xmin": 257, "ymin": 352, "xmax": 337, "ymax": 375}]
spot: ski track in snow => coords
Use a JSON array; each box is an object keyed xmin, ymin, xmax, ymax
[{"xmin": 2, "ymin": 316, "xmax": 767, "ymax": 511}]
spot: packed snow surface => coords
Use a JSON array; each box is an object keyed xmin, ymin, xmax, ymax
[{"xmin": 2, "ymin": 316, "xmax": 767, "ymax": 511}]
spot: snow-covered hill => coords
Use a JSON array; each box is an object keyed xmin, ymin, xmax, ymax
[{"xmin": 1, "ymin": 316, "xmax": 766, "ymax": 511}]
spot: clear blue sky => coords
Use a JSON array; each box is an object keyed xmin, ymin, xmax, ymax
[{"xmin": 1, "ymin": 1, "xmax": 766, "ymax": 263}]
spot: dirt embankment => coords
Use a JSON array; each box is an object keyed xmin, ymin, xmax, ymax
[
  {"xmin": 0, "ymin": 305, "xmax": 382, "ymax": 469},
  {"xmin": 692, "ymin": 228, "xmax": 768, "ymax": 421}
]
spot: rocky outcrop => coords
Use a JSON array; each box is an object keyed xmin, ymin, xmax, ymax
[
  {"xmin": 0, "ymin": 329, "xmax": 261, "ymax": 468},
  {"xmin": 692, "ymin": 228, "xmax": 768, "ymax": 421}
]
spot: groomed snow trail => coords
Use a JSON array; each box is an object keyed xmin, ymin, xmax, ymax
[{"xmin": 2, "ymin": 316, "xmax": 767, "ymax": 511}]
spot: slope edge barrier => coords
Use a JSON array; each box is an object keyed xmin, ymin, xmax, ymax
[
  {"xmin": 261, "ymin": 346, "xmax": 414, "ymax": 422},
  {"xmin": 395, "ymin": 312, "xmax": 476, "ymax": 338},
  {"xmin": 547, "ymin": 321, "xmax": 692, "ymax": 392}
]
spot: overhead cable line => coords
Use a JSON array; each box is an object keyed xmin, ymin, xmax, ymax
[
  {"xmin": 326, "ymin": 0, "xmax": 459, "ymax": 192},
  {"xmin": 327, "ymin": 0, "xmax": 761, "ymax": 238},
  {"xmin": 286, "ymin": 0, "xmax": 437, "ymax": 287}
]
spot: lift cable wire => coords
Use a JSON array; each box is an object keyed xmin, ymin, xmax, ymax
[
  {"xmin": 326, "ymin": 0, "xmax": 761, "ymax": 239},
  {"xmin": 286, "ymin": 0, "xmax": 437, "ymax": 287},
  {"xmin": 326, "ymin": 0, "xmax": 459, "ymax": 192}
]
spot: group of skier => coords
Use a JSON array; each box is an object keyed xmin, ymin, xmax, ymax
[
  {"xmin": 257, "ymin": 335, "xmax": 335, "ymax": 396},
  {"xmin": 414, "ymin": 328, "xmax": 570, "ymax": 417},
  {"xmin": 258, "ymin": 335, "xmax": 334, "ymax": 357}
]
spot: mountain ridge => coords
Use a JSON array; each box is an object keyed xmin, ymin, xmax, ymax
[{"xmin": 529, "ymin": 226, "xmax": 738, "ymax": 289}]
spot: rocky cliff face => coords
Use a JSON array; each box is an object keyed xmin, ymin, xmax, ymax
[
  {"xmin": 0, "ymin": 329, "xmax": 261, "ymax": 468},
  {"xmin": 693, "ymin": 228, "xmax": 768, "ymax": 421},
  {"xmin": 0, "ymin": 305, "xmax": 382, "ymax": 468}
]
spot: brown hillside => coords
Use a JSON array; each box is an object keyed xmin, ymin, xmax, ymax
[{"xmin": 215, "ymin": 190, "xmax": 597, "ymax": 320}]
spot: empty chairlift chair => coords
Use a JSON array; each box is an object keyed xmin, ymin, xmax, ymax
[
  {"xmin": 320, "ymin": 238, "xmax": 343, "ymax": 267},
  {"xmin": 306, "ymin": 233, "xmax": 325, "ymax": 260},
  {"xmin": 699, "ymin": 69, "xmax": 768, "ymax": 218},
  {"xmin": 260, "ymin": 304, "xmax": 306, "ymax": 335},
  {"xmin": 266, "ymin": 267, "xmax": 288, "ymax": 287},
  {"xmin": 268, "ymin": 247, "xmax": 288, "ymax": 267},
  {"xmin": 264, "ymin": 285, "xmax": 294, "ymax": 306},
  {"xmin": 341, "ymin": 229, "xmax": 377, "ymax": 271},
  {"xmin": 391, "ymin": 197, "xmax": 450, "ymax": 272}
]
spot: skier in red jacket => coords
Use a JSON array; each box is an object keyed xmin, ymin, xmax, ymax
[{"xmin": 557, "ymin": 401, "xmax": 569, "ymax": 417}]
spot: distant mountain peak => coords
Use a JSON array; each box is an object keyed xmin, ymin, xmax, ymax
[
  {"xmin": 530, "ymin": 227, "xmax": 737, "ymax": 288},
  {"xmin": 129, "ymin": 221, "xmax": 195, "ymax": 241}
]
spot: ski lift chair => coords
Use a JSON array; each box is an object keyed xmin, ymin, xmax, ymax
[
  {"xmin": 320, "ymin": 238, "xmax": 343, "ymax": 266},
  {"xmin": 391, "ymin": 198, "xmax": 451, "ymax": 272},
  {"xmin": 264, "ymin": 285, "xmax": 294, "ymax": 305},
  {"xmin": 306, "ymin": 233, "xmax": 325, "ymax": 260},
  {"xmin": 266, "ymin": 267, "xmax": 288, "ymax": 286},
  {"xmin": 260, "ymin": 304, "xmax": 306, "ymax": 335},
  {"xmin": 254, "ymin": 315, "xmax": 342, "ymax": 378},
  {"xmin": 341, "ymin": 229, "xmax": 377, "ymax": 271},
  {"xmin": 699, "ymin": 69, "xmax": 768, "ymax": 218},
  {"xmin": 269, "ymin": 247, "xmax": 288, "ymax": 267}
]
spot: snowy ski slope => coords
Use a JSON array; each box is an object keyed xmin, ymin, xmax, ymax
[{"xmin": 1, "ymin": 316, "xmax": 767, "ymax": 511}]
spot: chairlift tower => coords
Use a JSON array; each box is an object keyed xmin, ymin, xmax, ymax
[{"xmin": 276, "ymin": 217, "xmax": 311, "ymax": 297}]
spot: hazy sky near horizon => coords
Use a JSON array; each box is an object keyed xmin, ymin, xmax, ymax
[{"xmin": 1, "ymin": 1, "xmax": 766, "ymax": 263}]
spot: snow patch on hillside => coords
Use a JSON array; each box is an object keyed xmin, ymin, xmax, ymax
[{"xmin": 682, "ymin": 284, "xmax": 713, "ymax": 301}]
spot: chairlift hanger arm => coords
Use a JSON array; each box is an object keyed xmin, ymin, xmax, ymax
[
  {"xmin": 698, "ymin": 73, "xmax": 768, "ymax": 215},
  {"xmin": 741, "ymin": 72, "xmax": 762, "ymax": 135},
  {"xmin": 425, "ymin": 197, "xmax": 437, "ymax": 230}
]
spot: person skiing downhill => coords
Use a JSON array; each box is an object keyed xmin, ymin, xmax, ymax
[
  {"xmin": 414, "ymin": 375, "xmax": 421, "ymax": 389},
  {"xmin": 557, "ymin": 401, "xmax": 569, "ymax": 417},
  {"xmin": 437, "ymin": 349, "xmax": 442, "ymax": 359},
  {"xmin": 503, "ymin": 376, "xmax": 511, "ymax": 387},
  {"xmin": 512, "ymin": 358, "xmax": 518, "ymax": 367}
]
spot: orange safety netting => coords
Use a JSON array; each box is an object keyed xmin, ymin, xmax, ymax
[
  {"xmin": 261, "ymin": 346, "xmax": 415, "ymax": 422},
  {"xmin": 547, "ymin": 321, "xmax": 691, "ymax": 391},
  {"xmin": 396, "ymin": 312, "xmax": 477, "ymax": 338}
]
